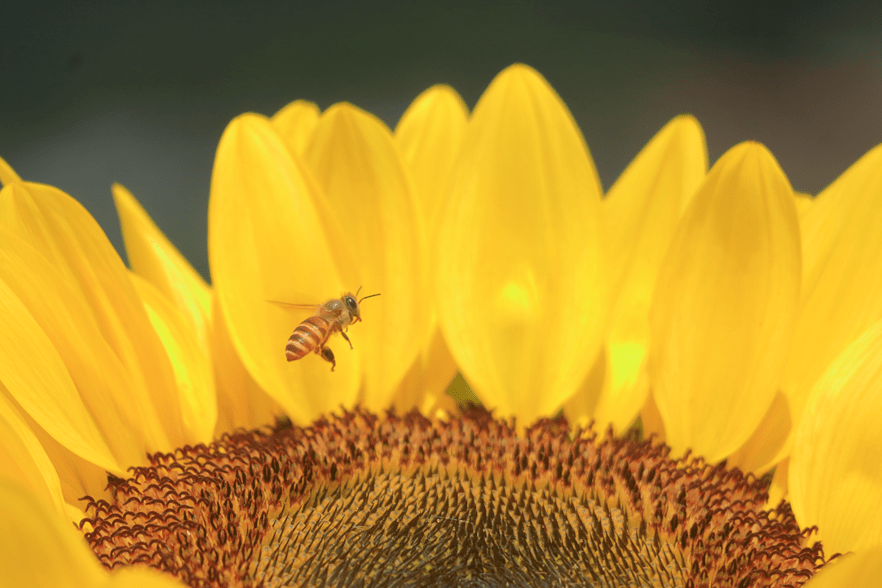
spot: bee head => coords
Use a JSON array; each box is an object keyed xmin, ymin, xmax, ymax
[
  {"xmin": 343, "ymin": 293, "xmax": 360, "ymax": 321},
  {"xmin": 346, "ymin": 287, "xmax": 380, "ymax": 324}
]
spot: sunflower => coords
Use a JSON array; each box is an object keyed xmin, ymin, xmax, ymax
[{"xmin": 1, "ymin": 64, "xmax": 880, "ymax": 586}]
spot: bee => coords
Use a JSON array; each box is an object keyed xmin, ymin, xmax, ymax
[{"xmin": 270, "ymin": 288, "xmax": 380, "ymax": 371}]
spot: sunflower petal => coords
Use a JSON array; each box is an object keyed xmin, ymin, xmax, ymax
[
  {"xmin": 802, "ymin": 546, "xmax": 882, "ymax": 588},
  {"xmin": 211, "ymin": 291, "xmax": 280, "ymax": 433},
  {"xmin": 395, "ymin": 84, "xmax": 469, "ymax": 231},
  {"xmin": 781, "ymin": 145, "xmax": 882, "ymax": 454},
  {"xmin": 583, "ymin": 115, "xmax": 707, "ymax": 432},
  {"xmin": 793, "ymin": 191, "xmax": 813, "ymax": 216},
  {"xmin": 0, "ymin": 276, "xmax": 119, "ymax": 473},
  {"xmin": 727, "ymin": 390, "xmax": 791, "ymax": 474},
  {"xmin": 393, "ymin": 85, "xmax": 469, "ymax": 406},
  {"xmin": 112, "ymin": 184, "xmax": 212, "ymax": 355},
  {"xmin": 0, "ymin": 391, "xmax": 66, "ymax": 518},
  {"xmin": 0, "ymin": 155, "xmax": 22, "ymax": 186},
  {"xmin": 650, "ymin": 142, "xmax": 801, "ymax": 462},
  {"xmin": 767, "ymin": 457, "xmax": 789, "ymax": 507},
  {"xmin": 789, "ymin": 319, "xmax": 882, "ymax": 554},
  {"xmin": 0, "ymin": 230, "xmax": 152, "ymax": 472},
  {"xmin": 0, "ymin": 479, "xmax": 106, "ymax": 587},
  {"xmin": 271, "ymin": 100, "xmax": 321, "ymax": 157},
  {"xmin": 105, "ymin": 568, "xmax": 189, "ymax": 588},
  {"xmin": 435, "ymin": 64, "xmax": 606, "ymax": 424},
  {"xmin": 209, "ymin": 113, "xmax": 357, "ymax": 423},
  {"xmin": 304, "ymin": 103, "xmax": 429, "ymax": 409},
  {"xmin": 0, "ymin": 182, "xmax": 182, "ymax": 450},
  {"xmin": 130, "ymin": 273, "xmax": 216, "ymax": 443}
]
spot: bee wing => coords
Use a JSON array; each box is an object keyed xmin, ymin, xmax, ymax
[
  {"xmin": 266, "ymin": 300, "xmax": 321, "ymax": 313},
  {"xmin": 266, "ymin": 300, "xmax": 345, "ymax": 320}
]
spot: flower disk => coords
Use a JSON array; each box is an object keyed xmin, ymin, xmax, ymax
[{"xmin": 82, "ymin": 410, "xmax": 825, "ymax": 587}]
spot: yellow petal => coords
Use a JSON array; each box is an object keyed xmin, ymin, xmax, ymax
[
  {"xmin": 767, "ymin": 457, "xmax": 789, "ymax": 507},
  {"xmin": 271, "ymin": 100, "xmax": 321, "ymax": 157},
  {"xmin": 25, "ymin": 426, "xmax": 111, "ymax": 507},
  {"xmin": 211, "ymin": 291, "xmax": 280, "ymax": 433},
  {"xmin": 435, "ymin": 64, "xmax": 606, "ymax": 424},
  {"xmin": 104, "ymin": 568, "xmax": 189, "ymax": 588},
  {"xmin": 130, "ymin": 273, "xmax": 216, "ymax": 443},
  {"xmin": 304, "ymin": 103, "xmax": 430, "ymax": 409},
  {"xmin": 391, "ymin": 327, "xmax": 459, "ymax": 414},
  {"xmin": 0, "ymin": 155, "xmax": 22, "ymax": 186},
  {"xmin": 0, "ymin": 391, "xmax": 66, "ymax": 519},
  {"xmin": 395, "ymin": 84, "xmax": 469, "ymax": 231},
  {"xmin": 649, "ymin": 142, "xmax": 801, "ymax": 462},
  {"xmin": 793, "ymin": 190, "xmax": 813, "ymax": 216},
  {"xmin": 640, "ymin": 390, "xmax": 666, "ymax": 442},
  {"xmin": 0, "ymin": 182, "xmax": 182, "ymax": 450},
  {"xmin": 112, "ymin": 183, "xmax": 212, "ymax": 355},
  {"xmin": 581, "ymin": 115, "xmax": 707, "ymax": 432},
  {"xmin": 0, "ymin": 276, "xmax": 119, "ymax": 474},
  {"xmin": 393, "ymin": 85, "xmax": 469, "ymax": 407},
  {"xmin": 0, "ymin": 230, "xmax": 151, "ymax": 472},
  {"xmin": 0, "ymin": 479, "xmax": 106, "ymax": 588},
  {"xmin": 803, "ymin": 546, "xmax": 882, "ymax": 588},
  {"xmin": 789, "ymin": 319, "xmax": 882, "ymax": 554},
  {"xmin": 727, "ymin": 390, "xmax": 792, "ymax": 474},
  {"xmin": 781, "ymin": 145, "xmax": 882, "ymax": 457},
  {"xmin": 209, "ymin": 113, "xmax": 357, "ymax": 423}
]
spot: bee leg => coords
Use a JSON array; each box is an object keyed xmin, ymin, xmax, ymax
[
  {"xmin": 340, "ymin": 330, "xmax": 354, "ymax": 350},
  {"xmin": 320, "ymin": 346, "xmax": 337, "ymax": 371}
]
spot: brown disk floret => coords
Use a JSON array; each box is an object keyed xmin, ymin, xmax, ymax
[{"xmin": 81, "ymin": 408, "xmax": 827, "ymax": 587}]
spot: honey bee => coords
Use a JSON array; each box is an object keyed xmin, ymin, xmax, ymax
[{"xmin": 270, "ymin": 288, "xmax": 380, "ymax": 371}]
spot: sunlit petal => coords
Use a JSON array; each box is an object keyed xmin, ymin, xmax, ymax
[
  {"xmin": 436, "ymin": 64, "xmax": 606, "ymax": 424},
  {"xmin": 574, "ymin": 115, "xmax": 707, "ymax": 432},
  {"xmin": 112, "ymin": 184, "xmax": 212, "ymax": 355},
  {"xmin": 650, "ymin": 142, "xmax": 801, "ymax": 462},
  {"xmin": 767, "ymin": 457, "xmax": 789, "ymax": 507},
  {"xmin": 209, "ymin": 113, "xmax": 357, "ymax": 423},
  {"xmin": 727, "ymin": 390, "xmax": 791, "ymax": 474},
  {"xmin": 0, "ymin": 231, "xmax": 159, "ymax": 491},
  {"xmin": 393, "ymin": 84, "xmax": 469, "ymax": 406},
  {"xmin": 0, "ymin": 155, "xmax": 22, "ymax": 186},
  {"xmin": 304, "ymin": 103, "xmax": 429, "ymax": 409},
  {"xmin": 0, "ymin": 182, "xmax": 182, "ymax": 450},
  {"xmin": 779, "ymin": 145, "xmax": 882, "ymax": 461},
  {"xmin": 271, "ymin": 100, "xmax": 321, "ymax": 157},
  {"xmin": 0, "ymin": 277, "xmax": 119, "ymax": 474},
  {"xmin": 395, "ymin": 84, "xmax": 469, "ymax": 232},
  {"xmin": 211, "ymin": 291, "xmax": 280, "ymax": 434},
  {"xmin": 130, "ymin": 273, "xmax": 216, "ymax": 443},
  {"xmin": 0, "ymin": 479, "xmax": 106, "ymax": 587},
  {"xmin": 793, "ymin": 191, "xmax": 813, "ymax": 216},
  {"xmin": 105, "ymin": 568, "xmax": 189, "ymax": 588},
  {"xmin": 803, "ymin": 546, "xmax": 882, "ymax": 588},
  {"xmin": 790, "ymin": 319, "xmax": 882, "ymax": 555},
  {"xmin": 0, "ymin": 391, "xmax": 66, "ymax": 518},
  {"xmin": 640, "ymin": 390, "xmax": 666, "ymax": 442}
]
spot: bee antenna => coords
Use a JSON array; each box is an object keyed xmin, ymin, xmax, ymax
[
  {"xmin": 355, "ymin": 285, "xmax": 363, "ymax": 297},
  {"xmin": 358, "ymin": 293, "xmax": 381, "ymax": 304}
]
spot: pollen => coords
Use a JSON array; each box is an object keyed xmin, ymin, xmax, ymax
[{"xmin": 81, "ymin": 408, "xmax": 827, "ymax": 587}]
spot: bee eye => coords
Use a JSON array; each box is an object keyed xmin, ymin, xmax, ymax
[{"xmin": 346, "ymin": 296, "xmax": 357, "ymax": 308}]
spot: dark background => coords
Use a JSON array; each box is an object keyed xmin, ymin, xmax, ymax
[{"xmin": 2, "ymin": 1, "xmax": 881, "ymax": 281}]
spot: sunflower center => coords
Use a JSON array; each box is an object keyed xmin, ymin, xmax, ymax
[
  {"xmin": 81, "ymin": 409, "xmax": 826, "ymax": 588},
  {"xmin": 256, "ymin": 470, "xmax": 684, "ymax": 587}
]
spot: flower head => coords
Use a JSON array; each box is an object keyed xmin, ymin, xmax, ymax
[{"xmin": 0, "ymin": 64, "xmax": 881, "ymax": 586}]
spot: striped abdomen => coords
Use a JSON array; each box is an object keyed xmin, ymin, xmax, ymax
[{"xmin": 286, "ymin": 315, "xmax": 332, "ymax": 362}]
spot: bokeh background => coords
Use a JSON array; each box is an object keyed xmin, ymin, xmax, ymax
[{"xmin": 2, "ymin": 1, "xmax": 881, "ymax": 281}]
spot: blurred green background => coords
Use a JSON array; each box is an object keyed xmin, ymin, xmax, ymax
[{"xmin": 2, "ymin": 1, "xmax": 881, "ymax": 281}]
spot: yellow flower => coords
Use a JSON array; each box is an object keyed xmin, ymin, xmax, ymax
[{"xmin": 1, "ymin": 63, "xmax": 881, "ymax": 585}]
